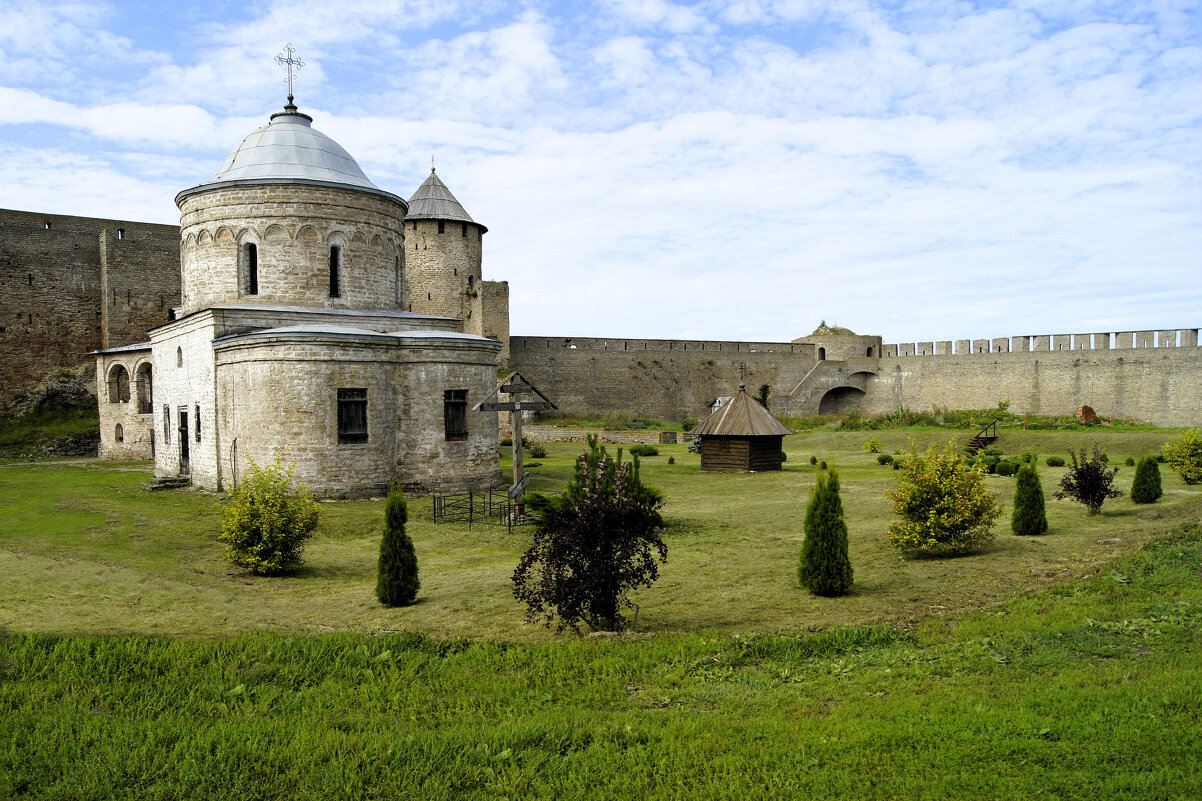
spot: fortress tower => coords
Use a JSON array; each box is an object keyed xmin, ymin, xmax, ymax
[{"xmin": 405, "ymin": 169, "xmax": 509, "ymax": 363}]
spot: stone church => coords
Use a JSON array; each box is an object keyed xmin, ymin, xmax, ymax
[{"xmin": 92, "ymin": 97, "xmax": 510, "ymax": 497}]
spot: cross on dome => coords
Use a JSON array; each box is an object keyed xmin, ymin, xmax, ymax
[{"xmin": 275, "ymin": 43, "xmax": 305, "ymax": 107}]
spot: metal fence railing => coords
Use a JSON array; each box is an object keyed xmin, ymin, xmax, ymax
[{"xmin": 432, "ymin": 487, "xmax": 534, "ymax": 532}]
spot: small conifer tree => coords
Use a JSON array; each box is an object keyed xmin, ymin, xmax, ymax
[
  {"xmin": 377, "ymin": 488, "xmax": 419, "ymax": 606},
  {"xmin": 1011, "ymin": 464, "xmax": 1048, "ymax": 536},
  {"xmin": 1130, "ymin": 455, "xmax": 1163, "ymax": 504},
  {"xmin": 798, "ymin": 470, "xmax": 853, "ymax": 596}
]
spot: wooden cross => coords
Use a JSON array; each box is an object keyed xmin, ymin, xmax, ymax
[{"xmin": 473, "ymin": 372, "xmax": 556, "ymax": 511}]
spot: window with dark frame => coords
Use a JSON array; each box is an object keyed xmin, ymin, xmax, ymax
[
  {"xmin": 444, "ymin": 389, "xmax": 468, "ymax": 442},
  {"xmin": 195, "ymin": 405, "xmax": 201, "ymax": 442},
  {"xmin": 338, "ymin": 388, "xmax": 368, "ymax": 444},
  {"xmin": 163, "ymin": 404, "xmax": 171, "ymax": 444},
  {"xmin": 329, "ymin": 245, "xmax": 342, "ymax": 298}
]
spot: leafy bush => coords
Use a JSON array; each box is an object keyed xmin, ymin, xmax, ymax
[
  {"xmin": 1124, "ymin": 456, "xmax": 1135, "ymax": 467},
  {"xmin": 628, "ymin": 444, "xmax": 659, "ymax": 457},
  {"xmin": 819, "ymin": 461, "xmax": 828, "ymax": 471},
  {"xmin": 996, "ymin": 461, "xmax": 1018, "ymax": 477},
  {"xmin": 877, "ymin": 454, "xmax": 893, "ymax": 465},
  {"xmin": 1162, "ymin": 429, "xmax": 1202, "ymax": 485},
  {"xmin": 667, "ymin": 456, "xmax": 675, "ymax": 465},
  {"xmin": 687, "ymin": 436, "xmax": 702, "ymax": 454},
  {"xmin": 219, "ymin": 458, "xmax": 319, "ymax": 576},
  {"xmin": 809, "ymin": 456, "xmax": 818, "ymax": 465},
  {"xmin": 887, "ymin": 440, "xmax": 1001, "ymax": 556},
  {"xmin": 1011, "ymin": 464, "xmax": 1048, "ymax": 536},
  {"xmin": 1046, "ymin": 456, "xmax": 1066, "ymax": 467},
  {"xmin": 513, "ymin": 436, "xmax": 666, "ymax": 632},
  {"xmin": 527, "ymin": 442, "xmax": 548, "ymax": 459},
  {"xmin": 757, "ymin": 384, "xmax": 771, "ymax": 409},
  {"xmin": 863, "ymin": 438, "xmax": 883, "ymax": 454},
  {"xmin": 500, "ymin": 437, "xmax": 513, "ymax": 446},
  {"xmin": 681, "ymin": 416, "xmax": 697, "ymax": 432},
  {"xmin": 1130, "ymin": 455, "xmax": 1163, "ymax": 504},
  {"xmin": 1020, "ymin": 452, "xmax": 1038, "ymax": 465},
  {"xmin": 798, "ymin": 470, "xmax": 853, "ymax": 596},
  {"xmin": 377, "ymin": 489, "xmax": 419, "ymax": 606},
  {"xmin": 891, "ymin": 460, "xmax": 902, "ymax": 470},
  {"xmin": 1098, "ymin": 453, "xmax": 1109, "ymax": 463},
  {"xmin": 780, "ymin": 451, "xmax": 787, "ymax": 462},
  {"xmin": 1054, "ymin": 447, "xmax": 1122, "ymax": 515}
]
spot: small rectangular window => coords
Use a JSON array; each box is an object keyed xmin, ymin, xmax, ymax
[
  {"xmin": 461, "ymin": 222, "xmax": 467, "ymax": 237},
  {"xmin": 437, "ymin": 220, "xmax": 445, "ymax": 234},
  {"xmin": 338, "ymin": 388, "xmax": 368, "ymax": 444},
  {"xmin": 195, "ymin": 405, "xmax": 201, "ymax": 442},
  {"xmin": 247, "ymin": 243, "xmax": 258, "ymax": 295},
  {"xmin": 329, "ymin": 246, "xmax": 341, "ymax": 298},
  {"xmin": 444, "ymin": 389, "xmax": 468, "ymax": 442},
  {"xmin": 163, "ymin": 404, "xmax": 171, "ymax": 444}
]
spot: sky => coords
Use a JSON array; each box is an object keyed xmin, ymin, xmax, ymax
[{"xmin": 0, "ymin": 0, "xmax": 1198, "ymax": 344}]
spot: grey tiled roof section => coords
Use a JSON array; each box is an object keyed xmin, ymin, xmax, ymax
[
  {"xmin": 405, "ymin": 170, "xmax": 487, "ymax": 232},
  {"xmin": 175, "ymin": 108, "xmax": 405, "ymax": 206},
  {"xmin": 89, "ymin": 341, "xmax": 152, "ymax": 355}
]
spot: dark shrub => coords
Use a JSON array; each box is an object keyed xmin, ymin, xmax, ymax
[
  {"xmin": 810, "ymin": 455, "xmax": 818, "ymax": 465},
  {"xmin": 1046, "ymin": 456, "xmax": 1066, "ymax": 467},
  {"xmin": 500, "ymin": 437, "xmax": 513, "ymax": 446},
  {"xmin": 628, "ymin": 444, "xmax": 659, "ymax": 457},
  {"xmin": 667, "ymin": 456, "xmax": 675, "ymax": 465},
  {"xmin": 513, "ymin": 436, "xmax": 666, "ymax": 632},
  {"xmin": 1130, "ymin": 455, "xmax": 1163, "ymax": 504},
  {"xmin": 527, "ymin": 442, "xmax": 548, "ymax": 459},
  {"xmin": 1098, "ymin": 453, "xmax": 1109, "ymax": 463},
  {"xmin": 877, "ymin": 454, "xmax": 893, "ymax": 465},
  {"xmin": 1055, "ymin": 446, "xmax": 1122, "ymax": 515},
  {"xmin": 892, "ymin": 460, "xmax": 902, "ymax": 470},
  {"xmin": 819, "ymin": 461, "xmax": 828, "ymax": 470},
  {"xmin": 798, "ymin": 470, "xmax": 853, "ymax": 596},
  {"xmin": 1124, "ymin": 456, "xmax": 1135, "ymax": 467},
  {"xmin": 1011, "ymin": 464, "xmax": 1048, "ymax": 536},
  {"xmin": 377, "ymin": 489, "xmax": 419, "ymax": 606},
  {"xmin": 996, "ymin": 461, "xmax": 1018, "ymax": 476}
]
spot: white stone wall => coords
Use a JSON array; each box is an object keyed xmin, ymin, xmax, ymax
[
  {"xmin": 150, "ymin": 313, "xmax": 221, "ymax": 487},
  {"xmin": 178, "ymin": 184, "xmax": 406, "ymax": 315},
  {"xmin": 213, "ymin": 334, "xmax": 502, "ymax": 497},
  {"xmin": 96, "ymin": 351, "xmax": 154, "ymax": 460}
]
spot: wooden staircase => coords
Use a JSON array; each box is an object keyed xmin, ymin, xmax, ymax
[{"xmin": 968, "ymin": 420, "xmax": 999, "ymax": 450}]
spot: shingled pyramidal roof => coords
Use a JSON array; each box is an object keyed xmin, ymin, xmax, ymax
[
  {"xmin": 691, "ymin": 386, "xmax": 795, "ymax": 437},
  {"xmin": 406, "ymin": 168, "xmax": 488, "ymax": 233}
]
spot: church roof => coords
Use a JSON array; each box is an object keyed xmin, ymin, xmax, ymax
[
  {"xmin": 175, "ymin": 101, "xmax": 405, "ymax": 206},
  {"xmin": 405, "ymin": 169, "xmax": 487, "ymax": 232},
  {"xmin": 690, "ymin": 387, "xmax": 794, "ymax": 437}
]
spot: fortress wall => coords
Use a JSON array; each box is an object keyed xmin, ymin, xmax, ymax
[
  {"xmin": 863, "ymin": 346, "xmax": 1202, "ymax": 427},
  {"xmin": 509, "ymin": 336, "xmax": 817, "ymax": 423},
  {"xmin": 0, "ymin": 209, "xmax": 179, "ymax": 405}
]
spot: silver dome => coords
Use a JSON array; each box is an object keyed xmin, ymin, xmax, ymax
[{"xmin": 176, "ymin": 105, "xmax": 404, "ymax": 206}]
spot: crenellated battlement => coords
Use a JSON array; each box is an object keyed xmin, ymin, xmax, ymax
[{"xmin": 882, "ymin": 329, "xmax": 1199, "ymax": 358}]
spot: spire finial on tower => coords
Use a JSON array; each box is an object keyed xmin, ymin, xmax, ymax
[
  {"xmin": 275, "ymin": 43, "xmax": 305, "ymax": 110},
  {"xmin": 431, "ymin": 154, "xmax": 436, "ymax": 173}
]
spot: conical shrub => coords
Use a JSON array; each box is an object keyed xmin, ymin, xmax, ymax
[
  {"xmin": 798, "ymin": 470, "xmax": 853, "ymax": 596},
  {"xmin": 1011, "ymin": 463, "xmax": 1048, "ymax": 536},
  {"xmin": 377, "ymin": 489, "xmax": 419, "ymax": 606},
  {"xmin": 1130, "ymin": 455, "xmax": 1163, "ymax": 504}
]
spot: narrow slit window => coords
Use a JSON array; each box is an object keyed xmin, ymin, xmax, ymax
[
  {"xmin": 115, "ymin": 424, "xmax": 124, "ymax": 443},
  {"xmin": 246, "ymin": 243, "xmax": 258, "ymax": 295},
  {"xmin": 329, "ymin": 246, "xmax": 342, "ymax": 298},
  {"xmin": 438, "ymin": 220, "xmax": 445, "ymax": 234},
  {"xmin": 461, "ymin": 222, "xmax": 467, "ymax": 237},
  {"xmin": 163, "ymin": 404, "xmax": 171, "ymax": 444},
  {"xmin": 338, "ymin": 388, "xmax": 368, "ymax": 444},
  {"xmin": 195, "ymin": 405, "xmax": 201, "ymax": 442},
  {"xmin": 444, "ymin": 389, "xmax": 468, "ymax": 442},
  {"xmin": 117, "ymin": 228, "xmax": 125, "ymax": 240}
]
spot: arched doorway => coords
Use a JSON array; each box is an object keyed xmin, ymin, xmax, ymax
[{"xmin": 818, "ymin": 386, "xmax": 865, "ymax": 415}]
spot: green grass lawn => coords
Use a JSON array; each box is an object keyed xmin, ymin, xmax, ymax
[{"xmin": 2, "ymin": 430, "xmax": 1200, "ymax": 798}]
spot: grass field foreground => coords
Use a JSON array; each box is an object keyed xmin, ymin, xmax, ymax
[{"xmin": 3, "ymin": 527, "xmax": 1200, "ymax": 799}]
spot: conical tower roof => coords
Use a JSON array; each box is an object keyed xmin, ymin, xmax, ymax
[
  {"xmin": 690, "ymin": 387, "xmax": 794, "ymax": 437},
  {"xmin": 406, "ymin": 169, "xmax": 487, "ymax": 232}
]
